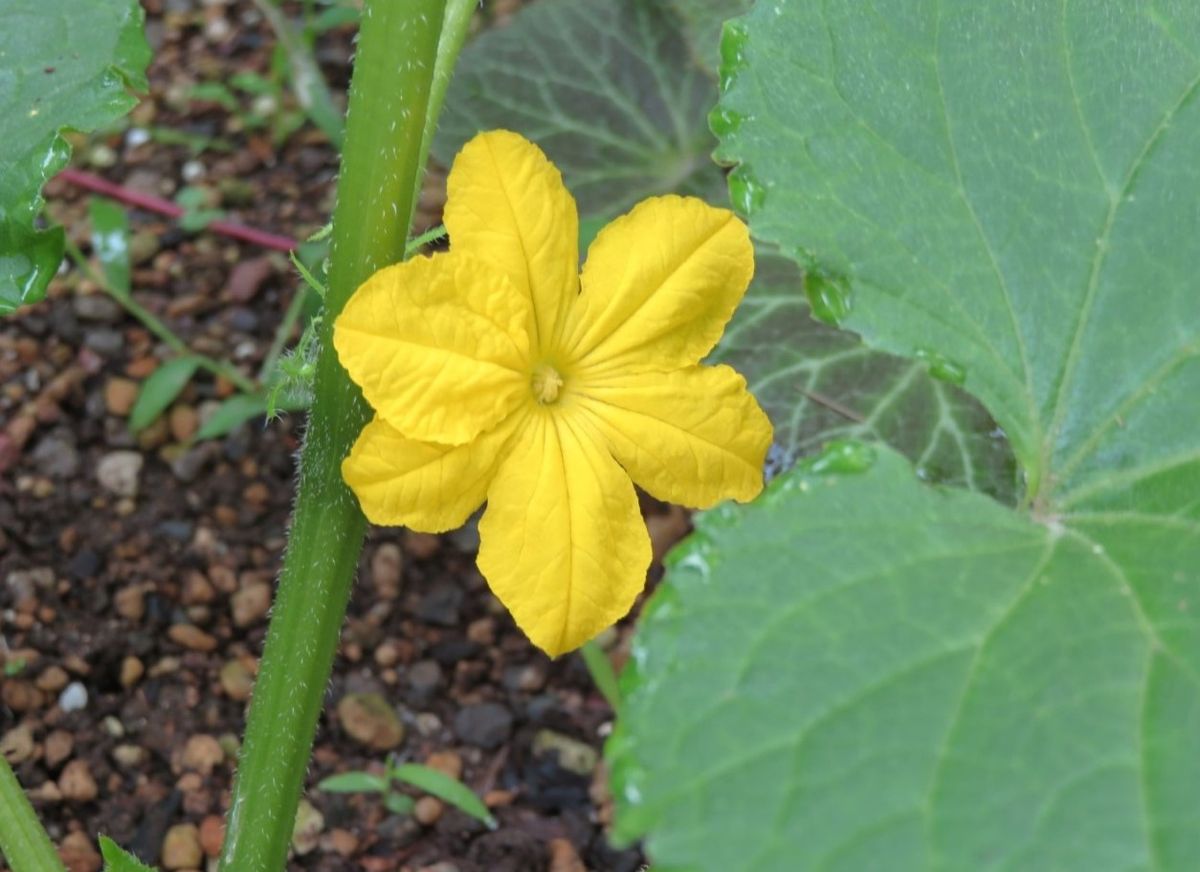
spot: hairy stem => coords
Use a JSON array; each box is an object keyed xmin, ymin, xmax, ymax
[{"xmin": 218, "ymin": 2, "xmax": 455, "ymax": 868}]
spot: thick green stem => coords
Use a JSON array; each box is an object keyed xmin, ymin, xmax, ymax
[
  {"xmin": 219, "ymin": 3, "xmax": 452, "ymax": 869},
  {"xmin": 0, "ymin": 756, "xmax": 64, "ymax": 872}
]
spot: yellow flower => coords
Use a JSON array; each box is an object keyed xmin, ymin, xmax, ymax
[{"xmin": 334, "ymin": 130, "xmax": 772, "ymax": 656}]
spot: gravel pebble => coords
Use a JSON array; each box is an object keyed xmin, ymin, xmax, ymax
[
  {"xmin": 96, "ymin": 451, "xmax": 143, "ymax": 497},
  {"xmin": 453, "ymin": 702, "xmax": 513, "ymax": 750}
]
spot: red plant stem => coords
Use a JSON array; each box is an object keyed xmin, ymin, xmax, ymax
[{"xmin": 56, "ymin": 167, "xmax": 298, "ymax": 252}]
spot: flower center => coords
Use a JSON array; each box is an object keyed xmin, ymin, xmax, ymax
[{"xmin": 531, "ymin": 364, "xmax": 564, "ymax": 404}]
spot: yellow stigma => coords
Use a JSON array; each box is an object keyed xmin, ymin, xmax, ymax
[{"xmin": 531, "ymin": 364, "xmax": 564, "ymax": 404}]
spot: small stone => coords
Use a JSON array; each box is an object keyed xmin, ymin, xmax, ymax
[
  {"xmin": 114, "ymin": 584, "xmax": 146, "ymax": 621},
  {"xmin": 404, "ymin": 531, "xmax": 441, "ymax": 560},
  {"xmin": 324, "ymin": 828, "xmax": 359, "ymax": 858},
  {"xmin": 59, "ymin": 830, "xmax": 102, "ymax": 872},
  {"xmin": 231, "ymin": 581, "xmax": 271, "ymax": 627},
  {"xmin": 97, "ymin": 451, "xmax": 143, "ymax": 497},
  {"xmin": 532, "ymin": 730, "xmax": 598, "ymax": 777},
  {"xmin": 31, "ymin": 431, "xmax": 81, "ymax": 478},
  {"xmin": 374, "ymin": 639, "xmax": 402, "ymax": 668},
  {"xmin": 170, "ymin": 442, "xmax": 217, "ymax": 483},
  {"xmin": 503, "ymin": 662, "xmax": 547, "ymax": 694},
  {"xmin": 198, "ymin": 814, "xmax": 225, "ymax": 858},
  {"xmin": 483, "ymin": 788, "xmax": 516, "ymax": 808},
  {"xmin": 453, "ymin": 703, "xmax": 513, "ymax": 750},
  {"xmin": 416, "ymin": 864, "xmax": 458, "ymax": 872},
  {"xmin": 227, "ymin": 256, "xmax": 273, "ymax": 303},
  {"xmin": 8, "ymin": 567, "xmax": 55, "ymax": 598},
  {"xmin": 0, "ymin": 725, "xmax": 35, "ymax": 763},
  {"xmin": 466, "ymin": 617, "xmax": 495, "ymax": 645},
  {"xmin": 73, "ymin": 294, "xmax": 122, "ymax": 323},
  {"xmin": 181, "ymin": 571, "xmax": 215, "ymax": 606},
  {"xmin": 84, "ymin": 327, "xmax": 123, "ymax": 356},
  {"xmin": 59, "ymin": 759, "xmax": 98, "ymax": 802},
  {"xmin": 101, "ymin": 716, "xmax": 124, "ymax": 738},
  {"xmin": 111, "ymin": 744, "xmax": 147, "ymax": 768},
  {"xmin": 413, "ymin": 796, "xmax": 443, "ymax": 826},
  {"xmin": 58, "ymin": 682, "xmax": 88, "ymax": 712},
  {"xmin": 424, "ymin": 750, "xmax": 463, "ymax": 780},
  {"xmin": 407, "ymin": 659, "xmax": 442, "ymax": 705},
  {"xmin": 168, "ymin": 623, "xmax": 217, "ymax": 652},
  {"xmin": 219, "ymin": 658, "xmax": 255, "ymax": 701},
  {"xmin": 370, "ymin": 543, "xmax": 403, "ymax": 599},
  {"xmin": 161, "ymin": 823, "xmax": 203, "ymax": 870},
  {"xmin": 120, "ymin": 656, "xmax": 145, "ymax": 688},
  {"xmin": 37, "ymin": 665, "xmax": 70, "ymax": 692},
  {"xmin": 416, "ymin": 583, "xmax": 462, "ymax": 627},
  {"xmin": 181, "ymin": 734, "xmax": 224, "ymax": 775},
  {"xmin": 104, "ymin": 377, "xmax": 140, "ymax": 416},
  {"xmin": 169, "ymin": 404, "xmax": 199, "ymax": 442},
  {"xmin": 548, "ymin": 837, "xmax": 587, "ymax": 872},
  {"xmin": 336, "ymin": 692, "xmax": 405, "ymax": 751},
  {"xmin": 44, "ymin": 729, "xmax": 74, "ymax": 768},
  {"xmin": 291, "ymin": 798, "xmax": 324, "ymax": 856}
]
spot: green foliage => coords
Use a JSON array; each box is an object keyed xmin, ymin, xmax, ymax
[
  {"xmin": 714, "ymin": 251, "xmax": 1017, "ymax": 501},
  {"xmin": 129, "ymin": 357, "xmax": 202, "ymax": 433},
  {"xmin": 0, "ymin": 0, "xmax": 150, "ymax": 314},
  {"xmin": 88, "ymin": 199, "xmax": 132, "ymax": 298},
  {"xmin": 193, "ymin": 393, "xmax": 275, "ymax": 442},
  {"xmin": 99, "ymin": 837, "xmax": 156, "ymax": 872},
  {"xmin": 611, "ymin": 2, "xmax": 1200, "ymax": 870},
  {"xmin": 434, "ymin": 0, "xmax": 723, "ymax": 219},
  {"xmin": 318, "ymin": 759, "xmax": 496, "ymax": 829}
]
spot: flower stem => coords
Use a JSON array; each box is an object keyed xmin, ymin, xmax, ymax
[
  {"xmin": 0, "ymin": 756, "xmax": 64, "ymax": 872},
  {"xmin": 218, "ymin": 2, "xmax": 467, "ymax": 869}
]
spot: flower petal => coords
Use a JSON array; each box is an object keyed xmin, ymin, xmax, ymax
[
  {"xmin": 561, "ymin": 195, "xmax": 753, "ymax": 372},
  {"xmin": 477, "ymin": 410, "xmax": 651, "ymax": 657},
  {"xmin": 578, "ymin": 365, "xmax": 771, "ymax": 508},
  {"xmin": 444, "ymin": 130, "xmax": 579, "ymax": 349},
  {"xmin": 334, "ymin": 251, "xmax": 531, "ymax": 445},
  {"xmin": 343, "ymin": 414, "xmax": 520, "ymax": 532}
]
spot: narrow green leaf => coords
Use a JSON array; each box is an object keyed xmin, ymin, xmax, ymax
[
  {"xmin": 99, "ymin": 836, "xmax": 157, "ymax": 872},
  {"xmin": 0, "ymin": 0, "xmax": 150, "ymax": 313},
  {"xmin": 88, "ymin": 199, "xmax": 132, "ymax": 298},
  {"xmin": 434, "ymin": 0, "xmax": 724, "ymax": 219},
  {"xmin": 317, "ymin": 772, "xmax": 388, "ymax": 794},
  {"xmin": 193, "ymin": 393, "xmax": 270, "ymax": 442},
  {"xmin": 390, "ymin": 764, "xmax": 497, "ymax": 829},
  {"xmin": 382, "ymin": 793, "xmax": 415, "ymax": 816},
  {"xmin": 128, "ymin": 357, "xmax": 202, "ymax": 433}
]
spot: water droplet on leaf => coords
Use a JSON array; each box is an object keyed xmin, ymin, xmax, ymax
[
  {"xmin": 806, "ymin": 439, "xmax": 876, "ymax": 475},
  {"xmin": 727, "ymin": 167, "xmax": 766, "ymax": 216},
  {"xmin": 804, "ymin": 271, "xmax": 852, "ymax": 326},
  {"xmin": 915, "ymin": 348, "xmax": 967, "ymax": 385},
  {"xmin": 708, "ymin": 104, "xmax": 743, "ymax": 138},
  {"xmin": 718, "ymin": 20, "xmax": 750, "ymax": 92}
]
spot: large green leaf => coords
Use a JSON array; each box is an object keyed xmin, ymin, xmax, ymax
[
  {"xmin": 716, "ymin": 252, "xmax": 1017, "ymax": 501},
  {"xmin": 433, "ymin": 0, "xmax": 723, "ymax": 219},
  {"xmin": 0, "ymin": 0, "xmax": 150, "ymax": 314},
  {"xmin": 611, "ymin": 447, "xmax": 1200, "ymax": 870},
  {"xmin": 710, "ymin": 0, "xmax": 1200, "ymax": 504},
  {"xmin": 612, "ymin": 2, "xmax": 1200, "ymax": 869}
]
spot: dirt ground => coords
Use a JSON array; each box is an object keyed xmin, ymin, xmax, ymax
[{"xmin": 1, "ymin": 2, "xmax": 681, "ymax": 869}]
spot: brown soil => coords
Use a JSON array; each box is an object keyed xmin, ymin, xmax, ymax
[{"xmin": 1, "ymin": 2, "xmax": 680, "ymax": 869}]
